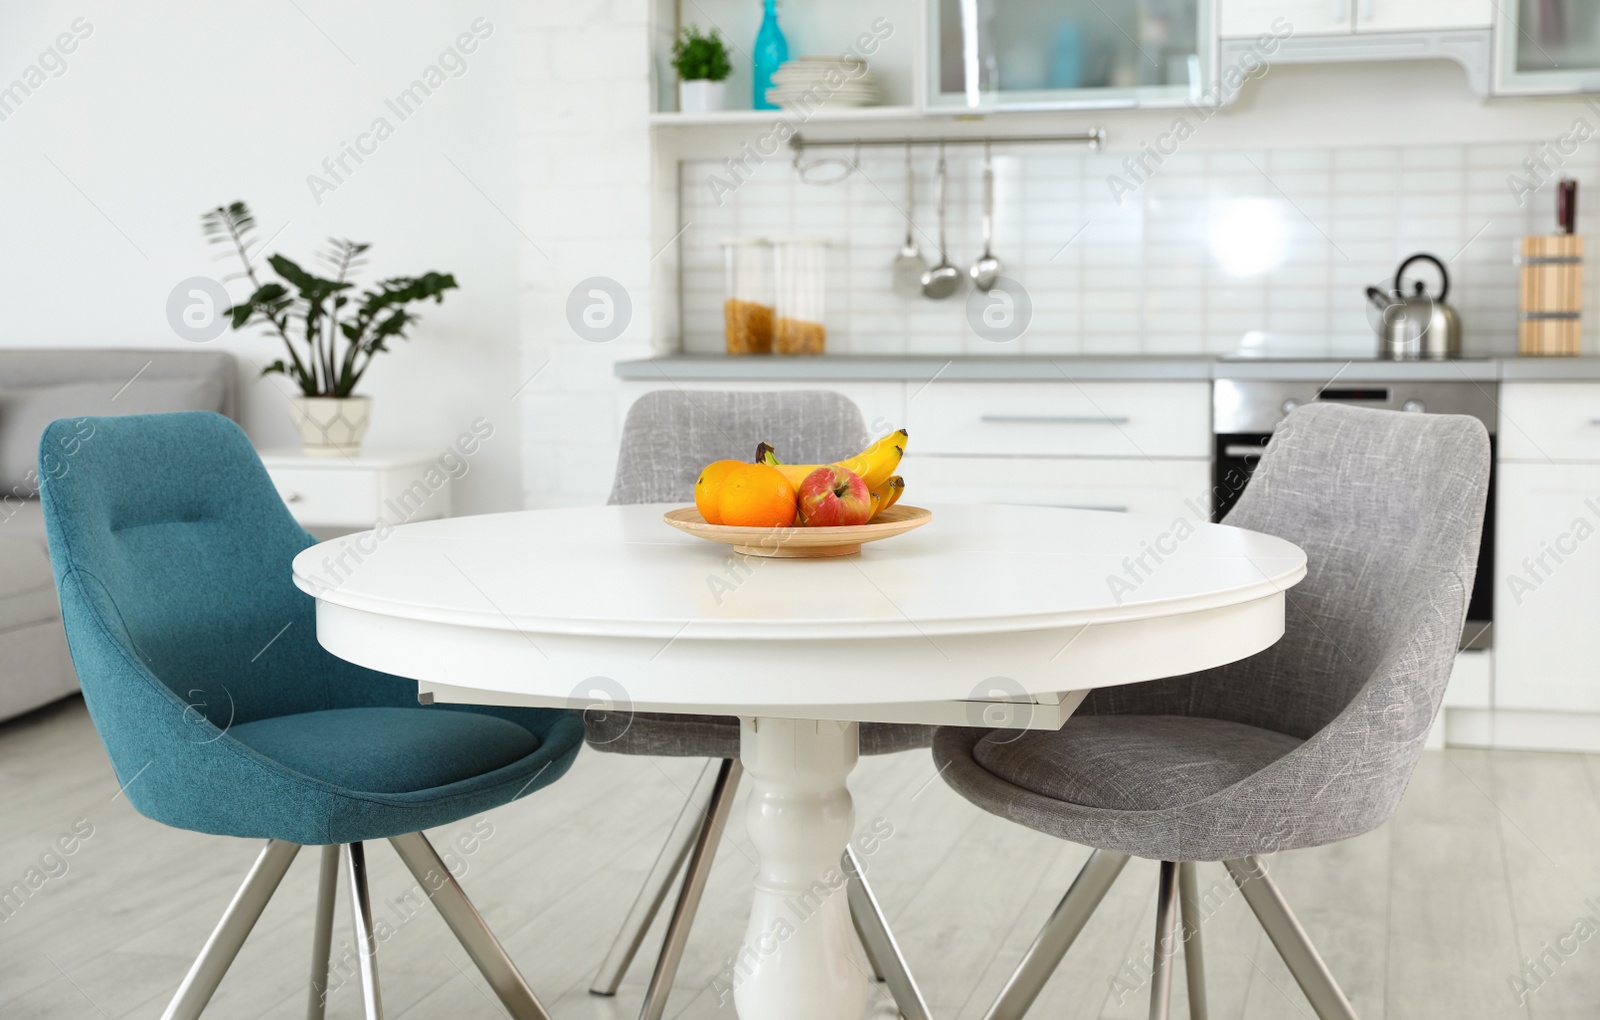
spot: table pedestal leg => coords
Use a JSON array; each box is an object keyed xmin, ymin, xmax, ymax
[{"xmin": 732, "ymin": 717, "xmax": 866, "ymax": 1020}]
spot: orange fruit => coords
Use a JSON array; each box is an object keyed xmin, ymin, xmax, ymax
[
  {"xmin": 694, "ymin": 460, "xmax": 743, "ymax": 525},
  {"xmin": 717, "ymin": 463, "xmax": 797, "ymax": 528}
]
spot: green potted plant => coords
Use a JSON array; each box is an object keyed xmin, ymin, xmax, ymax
[
  {"xmin": 672, "ymin": 25, "xmax": 732, "ymax": 113},
  {"xmin": 201, "ymin": 201, "xmax": 457, "ymax": 456}
]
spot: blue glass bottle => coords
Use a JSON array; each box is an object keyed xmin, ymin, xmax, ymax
[{"xmin": 753, "ymin": 0, "xmax": 788, "ymax": 111}]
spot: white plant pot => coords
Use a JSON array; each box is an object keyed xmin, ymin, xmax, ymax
[
  {"xmin": 288, "ymin": 396, "xmax": 371, "ymax": 457},
  {"xmin": 679, "ymin": 79, "xmax": 726, "ymax": 114}
]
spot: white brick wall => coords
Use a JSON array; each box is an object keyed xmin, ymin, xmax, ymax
[
  {"xmin": 679, "ymin": 142, "xmax": 1594, "ymax": 359},
  {"xmin": 516, "ymin": 1, "xmax": 655, "ymax": 508}
]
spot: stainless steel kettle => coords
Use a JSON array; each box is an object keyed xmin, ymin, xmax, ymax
[{"xmin": 1365, "ymin": 253, "xmax": 1461, "ymax": 360}]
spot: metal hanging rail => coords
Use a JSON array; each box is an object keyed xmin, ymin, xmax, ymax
[{"xmin": 788, "ymin": 129, "xmax": 1107, "ymax": 153}]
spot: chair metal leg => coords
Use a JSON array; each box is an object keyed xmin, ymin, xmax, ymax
[
  {"xmin": 345, "ymin": 841, "xmax": 384, "ymax": 1020},
  {"xmin": 1149, "ymin": 862, "xmax": 1181, "ymax": 1020},
  {"xmin": 590, "ymin": 759, "xmax": 721, "ymax": 996},
  {"xmin": 1224, "ymin": 858, "xmax": 1359, "ymax": 1020},
  {"xmin": 389, "ymin": 831, "xmax": 553, "ymax": 1020},
  {"xmin": 639, "ymin": 757, "xmax": 743, "ymax": 1020},
  {"xmin": 981, "ymin": 849, "xmax": 1131, "ymax": 1020},
  {"xmin": 1177, "ymin": 862, "xmax": 1209, "ymax": 1020},
  {"xmin": 844, "ymin": 844, "xmax": 932, "ymax": 1020},
  {"xmin": 307, "ymin": 845, "xmax": 340, "ymax": 1020},
  {"xmin": 160, "ymin": 840, "xmax": 301, "ymax": 1020}
]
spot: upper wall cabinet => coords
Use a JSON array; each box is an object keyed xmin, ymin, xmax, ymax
[
  {"xmin": 1357, "ymin": 1, "xmax": 1493, "ymax": 33},
  {"xmin": 929, "ymin": 0, "xmax": 1216, "ymax": 110},
  {"xmin": 1496, "ymin": 0, "xmax": 1600, "ymax": 94},
  {"xmin": 1220, "ymin": 1, "xmax": 1353, "ymax": 37},
  {"xmin": 1220, "ymin": 0, "xmax": 1491, "ymax": 37},
  {"xmin": 1218, "ymin": 0, "xmax": 1493, "ymax": 96}
]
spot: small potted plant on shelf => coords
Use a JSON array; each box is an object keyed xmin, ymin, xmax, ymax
[
  {"xmin": 673, "ymin": 25, "xmax": 731, "ymax": 114},
  {"xmin": 201, "ymin": 201, "xmax": 457, "ymax": 456}
]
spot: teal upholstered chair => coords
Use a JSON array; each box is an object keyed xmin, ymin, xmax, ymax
[{"xmin": 39, "ymin": 411, "xmax": 583, "ymax": 1020}]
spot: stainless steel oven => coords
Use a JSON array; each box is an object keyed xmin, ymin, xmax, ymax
[{"xmin": 1212, "ymin": 379, "xmax": 1496, "ymax": 649}]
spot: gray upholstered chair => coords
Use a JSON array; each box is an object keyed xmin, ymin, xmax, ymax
[
  {"xmin": 933, "ymin": 403, "xmax": 1491, "ymax": 1020},
  {"xmin": 590, "ymin": 389, "xmax": 934, "ymax": 1020}
]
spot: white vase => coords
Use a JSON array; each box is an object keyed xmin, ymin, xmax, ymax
[
  {"xmin": 287, "ymin": 396, "xmax": 371, "ymax": 457},
  {"xmin": 679, "ymin": 79, "xmax": 726, "ymax": 114}
]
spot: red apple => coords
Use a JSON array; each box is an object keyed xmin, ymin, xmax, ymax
[{"xmin": 797, "ymin": 466, "xmax": 873, "ymax": 527}]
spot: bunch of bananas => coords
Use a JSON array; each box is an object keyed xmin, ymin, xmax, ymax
[{"xmin": 756, "ymin": 428, "xmax": 907, "ymax": 520}]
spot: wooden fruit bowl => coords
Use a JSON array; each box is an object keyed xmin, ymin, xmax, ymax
[{"xmin": 662, "ymin": 505, "xmax": 932, "ymax": 558}]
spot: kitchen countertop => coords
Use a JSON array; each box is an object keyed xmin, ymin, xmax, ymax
[{"xmin": 616, "ymin": 355, "xmax": 1600, "ymax": 383}]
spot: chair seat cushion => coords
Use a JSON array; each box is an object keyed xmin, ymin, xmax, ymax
[
  {"xmin": 586, "ymin": 711, "xmax": 932, "ymax": 759},
  {"xmin": 173, "ymin": 704, "xmax": 585, "ymax": 845},
  {"xmin": 972, "ymin": 716, "xmax": 1301, "ymax": 812},
  {"xmin": 935, "ymin": 717, "xmax": 1304, "ymax": 862},
  {"xmin": 230, "ymin": 707, "xmax": 541, "ymax": 794}
]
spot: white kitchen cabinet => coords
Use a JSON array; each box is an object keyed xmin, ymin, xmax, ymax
[
  {"xmin": 1494, "ymin": 461, "xmax": 1600, "ymax": 712},
  {"xmin": 1498, "ymin": 381, "xmax": 1600, "ymax": 462},
  {"xmin": 903, "ymin": 456, "xmax": 1211, "ymax": 520},
  {"xmin": 905, "ymin": 382, "xmax": 1212, "ymax": 459},
  {"xmin": 1221, "ymin": 0, "xmax": 1488, "ymax": 37},
  {"xmin": 1220, "ymin": 0, "xmax": 1350, "ymax": 39},
  {"xmin": 1355, "ymin": 0, "xmax": 1491, "ymax": 32}
]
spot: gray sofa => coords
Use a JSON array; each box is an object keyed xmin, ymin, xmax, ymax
[{"xmin": 1, "ymin": 349, "xmax": 238, "ymax": 722}]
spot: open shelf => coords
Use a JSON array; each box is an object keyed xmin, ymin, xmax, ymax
[{"xmin": 649, "ymin": 105, "xmax": 925, "ymax": 127}]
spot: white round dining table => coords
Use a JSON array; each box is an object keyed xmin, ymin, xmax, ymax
[{"xmin": 293, "ymin": 502, "xmax": 1306, "ymax": 1020}]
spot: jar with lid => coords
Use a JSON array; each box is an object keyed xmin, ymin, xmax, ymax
[
  {"xmin": 722, "ymin": 238, "xmax": 774, "ymax": 355},
  {"xmin": 773, "ymin": 237, "xmax": 829, "ymax": 355}
]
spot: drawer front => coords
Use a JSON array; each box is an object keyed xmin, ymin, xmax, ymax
[
  {"xmin": 903, "ymin": 456, "xmax": 1212, "ymax": 520},
  {"xmin": 269, "ymin": 468, "xmax": 380, "ymax": 528},
  {"xmin": 1500, "ymin": 382, "xmax": 1600, "ymax": 462},
  {"xmin": 906, "ymin": 383, "xmax": 1210, "ymax": 458}
]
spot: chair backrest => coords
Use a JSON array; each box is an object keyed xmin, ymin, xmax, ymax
[
  {"xmin": 1089, "ymin": 402, "xmax": 1490, "ymax": 748},
  {"xmin": 40, "ymin": 412, "xmax": 413, "ymax": 743},
  {"xmin": 608, "ymin": 390, "xmax": 870, "ymax": 505}
]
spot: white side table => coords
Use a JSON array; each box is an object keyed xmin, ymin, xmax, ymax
[{"xmin": 258, "ymin": 449, "xmax": 453, "ymax": 531}]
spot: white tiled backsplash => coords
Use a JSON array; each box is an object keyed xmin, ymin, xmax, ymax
[{"xmin": 678, "ymin": 142, "xmax": 1599, "ymax": 358}]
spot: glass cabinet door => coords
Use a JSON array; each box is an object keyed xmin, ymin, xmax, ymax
[
  {"xmin": 1496, "ymin": 0, "xmax": 1600, "ymax": 94},
  {"xmin": 931, "ymin": 0, "xmax": 1213, "ymax": 109}
]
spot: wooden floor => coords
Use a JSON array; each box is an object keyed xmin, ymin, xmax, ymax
[{"xmin": 2, "ymin": 697, "xmax": 1597, "ymax": 1019}]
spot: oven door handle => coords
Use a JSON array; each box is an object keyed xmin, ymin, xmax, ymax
[{"xmin": 1222, "ymin": 444, "xmax": 1268, "ymax": 459}]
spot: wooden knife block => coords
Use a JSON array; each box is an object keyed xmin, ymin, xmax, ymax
[{"xmin": 1520, "ymin": 235, "xmax": 1584, "ymax": 356}]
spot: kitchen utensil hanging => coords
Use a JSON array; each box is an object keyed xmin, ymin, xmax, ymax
[
  {"xmin": 793, "ymin": 142, "xmax": 859, "ymax": 186},
  {"xmin": 892, "ymin": 143, "xmax": 927, "ymax": 297},
  {"xmin": 969, "ymin": 142, "xmax": 1002, "ymax": 292},
  {"xmin": 921, "ymin": 145, "xmax": 963, "ymax": 300}
]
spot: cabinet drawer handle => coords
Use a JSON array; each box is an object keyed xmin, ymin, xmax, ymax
[
  {"xmin": 979, "ymin": 414, "xmax": 1131, "ymax": 425},
  {"xmin": 1588, "ymin": 418, "xmax": 1600, "ymax": 426},
  {"xmin": 1056, "ymin": 504, "xmax": 1129, "ymax": 513},
  {"xmin": 286, "ymin": 492, "xmax": 305, "ymax": 503},
  {"xmin": 1223, "ymin": 445, "xmax": 1267, "ymax": 459}
]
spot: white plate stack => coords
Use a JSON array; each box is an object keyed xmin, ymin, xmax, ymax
[{"xmin": 767, "ymin": 56, "xmax": 882, "ymax": 110}]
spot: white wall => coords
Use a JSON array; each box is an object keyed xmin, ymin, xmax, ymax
[
  {"xmin": 0, "ymin": 0, "xmax": 523, "ymax": 515},
  {"xmin": 514, "ymin": 0, "xmax": 658, "ymax": 508}
]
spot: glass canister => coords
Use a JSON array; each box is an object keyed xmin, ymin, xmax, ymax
[
  {"xmin": 773, "ymin": 237, "xmax": 828, "ymax": 355},
  {"xmin": 723, "ymin": 238, "xmax": 774, "ymax": 355}
]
